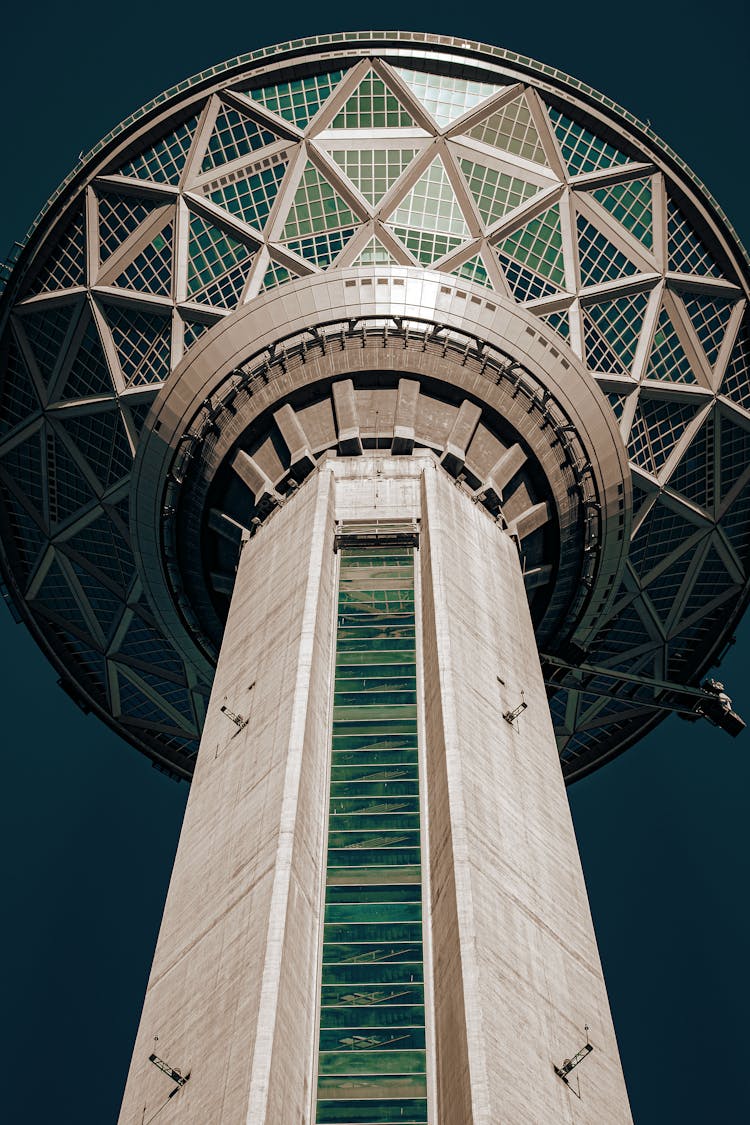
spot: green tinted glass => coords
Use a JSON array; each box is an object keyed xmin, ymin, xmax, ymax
[{"xmin": 316, "ymin": 545, "xmax": 427, "ymax": 1122}]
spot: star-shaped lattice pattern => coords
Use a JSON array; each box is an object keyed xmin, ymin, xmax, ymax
[{"xmin": 1, "ymin": 54, "xmax": 748, "ymax": 773}]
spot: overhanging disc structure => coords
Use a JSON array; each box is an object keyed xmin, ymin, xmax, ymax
[{"xmin": 1, "ymin": 32, "xmax": 749, "ymax": 782}]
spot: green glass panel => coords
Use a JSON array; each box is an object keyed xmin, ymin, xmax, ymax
[
  {"xmin": 326, "ymin": 884, "xmax": 423, "ymax": 905},
  {"xmin": 248, "ymin": 70, "xmax": 346, "ymax": 129},
  {"xmin": 322, "ymin": 942, "xmax": 422, "ymax": 965},
  {"xmin": 319, "ymin": 1002, "xmax": 425, "ymax": 1027},
  {"xmin": 353, "ymin": 236, "xmax": 399, "ymax": 266},
  {"xmin": 591, "ymin": 177, "xmax": 653, "ymax": 249},
  {"xmin": 451, "ymin": 253, "xmax": 493, "ymax": 289},
  {"xmin": 316, "ymin": 1095, "xmax": 427, "ymax": 1123},
  {"xmin": 317, "ymin": 1072, "xmax": 427, "ymax": 1096},
  {"xmin": 327, "ymin": 847, "xmax": 422, "ymax": 867},
  {"xmin": 325, "ymin": 902, "xmax": 422, "ymax": 924},
  {"xmin": 321, "ymin": 962, "xmax": 424, "ymax": 986},
  {"xmin": 459, "ymin": 157, "xmax": 538, "ymax": 226},
  {"xmin": 547, "ymin": 105, "xmax": 629, "ymax": 176},
  {"xmin": 321, "ymin": 982, "xmax": 424, "ymax": 1005},
  {"xmin": 209, "ymin": 162, "xmax": 286, "ymax": 230},
  {"xmin": 331, "ymin": 149, "xmax": 416, "ymax": 206},
  {"xmin": 283, "ymin": 161, "xmax": 358, "ymax": 238},
  {"xmin": 331, "ymin": 71, "xmax": 415, "ymax": 129},
  {"xmin": 646, "ymin": 307, "xmax": 696, "ymax": 384},
  {"xmin": 317, "ymin": 545, "xmax": 425, "ymax": 1123},
  {"xmin": 496, "ymin": 204, "xmax": 565, "ymax": 288},
  {"xmin": 394, "ymin": 67, "xmax": 501, "ymax": 129},
  {"xmin": 466, "ymin": 94, "xmax": 548, "ymax": 164},
  {"xmin": 318, "ymin": 1046, "xmax": 425, "ymax": 1069},
  {"xmin": 389, "ymin": 157, "xmax": 469, "ymax": 239}
]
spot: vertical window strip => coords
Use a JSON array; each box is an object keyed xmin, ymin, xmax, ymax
[{"xmin": 315, "ymin": 546, "xmax": 428, "ymax": 1125}]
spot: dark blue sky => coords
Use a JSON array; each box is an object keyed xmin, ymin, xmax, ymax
[{"xmin": 1, "ymin": 4, "xmax": 748, "ymax": 1121}]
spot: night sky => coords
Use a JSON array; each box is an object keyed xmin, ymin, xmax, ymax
[{"xmin": 1, "ymin": 4, "xmax": 748, "ymax": 1121}]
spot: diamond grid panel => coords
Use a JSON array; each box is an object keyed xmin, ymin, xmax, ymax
[
  {"xmin": 60, "ymin": 315, "xmax": 114, "ymax": 400},
  {"xmin": 209, "ymin": 161, "xmax": 287, "ymax": 230},
  {"xmin": 645, "ymin": 307, "xmax": 696, "ymax": 384},
  {"xmin": 583, "ymin": 291, "xmax": 649, "ymax": 373},
  {"xmin": 629, "ymin": 498, "xmax": 695, "ymax": 583},
  {"xmin": 628, "ymin": 395, "xmax": 699, "ymax": 475},
  {"xmin": 54, "ymin": 629, "xmax": 107, "ymax": 697},
  {"xmin": 105, "ymin": 304, "xmax": 172, "ymax": 387},
  {"xmin": 547, "ymin": 105, "xmax": 630, "ymax": 176},
  {"xmin": 248, "ymin": 71, "xmax": 346, "ymax": 129},
  {"xmin": 466, "ymin": 95, "xmax": 548, "ymax": 165},
  {"xmin": 459, "ymin": 158, "xmax": 539, "ymax": 227},
  {"xmin": 666, "ymin": 411, "xmax": 714, "ymax": 511},
  {"xmin": 590, "ymin": 178, "xmax": 653, "ymax": 249},
  {"xmin": 1, "ymin": 488, "xmax": 45, "ymax": 578},
  {"xmin": 719, "ymin": 413, "xmax": 750, "ymax": 499},
  {"xmin": 721, "ymin": 323, "xmax": 750, "ymax": 411},
  {"xmin": 282, "ymin": 161, "xmax": 359, "ymax": 239},
  {"xmin": 682, "ymin": 293, "xmax": 735, "ymax": 369},
  {"xmin": 118, "ymin": 116, "xmax": 199, "ymax": 185},
  {"xmin": 34, "ymin": 556, "xmax": 91, "ymax": 634},
  {"xmin": 98, "ymin": 192, "xmax": 163, "ymax": 262},
  {"xmin": 113, "ymin": 224, "xmax": 173, "ymax": 297},
  {"xmin": 721, "ymin": 479, "xmax": 750, "ymax": 566},
  {"xmin": 18, "ymin": 302, "xmax": 77, "ymax": 388},
  {"xmin": 393, "ymin": 68, "xmax": 501, "ymax": 128},
  {"xmin": 114, "ymin": 611, "xmax": 185, "ymax": 678},
  {"xmin": 330, "ymin": 150, "xmax": 417, "ymax": 206},
  {"xmin": 643, "ymin": 549, "xmax": 694, "ymax": 626},
  {"xmin": 260, "ymin": 260, "xmax": 300, "ymax": 292},
  {"xmin": 182, "ymin": 317, "xmax": 213, "ymax": 352},
  {"xmin": 591, "ymin": 600, "xmax": 651, "ymax": 661},
  {"xmin": 451, "ymin": 254, "xmax": 493, "ymax": 289},
  {"xmin": 680, "ymin": 545, "xmax": 738, "ymax": 621},
  {"xmin": 125, "ymin": 399, "xmax": 156, "ymax": 437},
  {"xmin": 667, "ymin": 200, "xmax": 722, "ymax": 277},
  {"xmin": 202, "ymin": 106, "xmax": 278, "ymax": 172},
  {"xmin": 71, "ymin": 559, "xmax": 124, "ymax": 636},
  {"xmin": 0, "ymin": 336, "xmax": 39, "ymax": 436},
  {"xmin": 496, "ymin": 204, "xmax": 565, "ymax": 288},
  {"xmin": 331, "ymin": 70, "xmax": 415, "ymax": 128},
  {"xmin": 187, "ymin": 213, "xmax": 255, "ymax": 305},
  {"xmin": 498, "ymin": 252, "xmax": 559, "ymax": 301},
  {"xmin": 576, "ymin": 215, "xmax": 638, "ymax": 287},
  {"xmin": 538, "ymin": 308, "xmax": 570, "ymax": 340},
  {"xmin": 28, "ymin": 209, "xmax": 86, "ymax": 295},
  {"xmin": 0, "ymin": 430, "xmax": 45, "ymax": 514},
  {"xmin": 58, "ymin": 408, "xmax": 132, "ymax": 493},
  {"xmin": 116, "ymin": 668, "xmax": 186, "ymax": 728},
  {"xmin": 65, "ymin": 510, "xmax": 135, "ymax": 591}
]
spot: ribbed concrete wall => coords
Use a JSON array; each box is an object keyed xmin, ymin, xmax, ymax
[
  {"xmin": 118, "ymin": 469, "xmax": 336, "ymax": 1124},
  {"xmin": 420, "ymin": 464, "xmax": 632, "ymax": 1123}
]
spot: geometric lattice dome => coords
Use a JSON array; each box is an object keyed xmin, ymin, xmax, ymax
[{"xmin": 1, "ymin": 33, "xmax": 748, "ymax": 781}]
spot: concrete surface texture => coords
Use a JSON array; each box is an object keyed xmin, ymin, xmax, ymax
[{"xmin": 119, "ymin": 456, "xmax": 631, "ymax": 1123}]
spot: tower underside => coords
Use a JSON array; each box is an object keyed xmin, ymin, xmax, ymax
[{"xmin": 119, "ymin": 457, "xmax": 632, "ymax": 1124}]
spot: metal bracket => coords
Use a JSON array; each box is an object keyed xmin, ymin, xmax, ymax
[{"xmin": 503, "ymin": 692, "xmax": 527, "ymax": 724}]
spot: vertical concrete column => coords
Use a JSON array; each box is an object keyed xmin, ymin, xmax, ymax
[
  {"xmin": 419, "ymin": 464, "xmax": 632, "ymax": 1125},
  {"xmin": 119, "ymin": 469, "xmax": 336, "ymax": 1125}
]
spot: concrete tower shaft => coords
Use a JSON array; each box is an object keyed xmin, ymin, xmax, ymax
[{"xmin": 119, "ymin": 457, "xmax": 632, "ymax": 1124}]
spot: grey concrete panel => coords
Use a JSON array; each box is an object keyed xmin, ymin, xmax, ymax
[
  {"xmin": 419, "ymin": 464, "xmax": 632, "ymax": 1124},
  {"xmin": 118, "ymin": 470, "xmax": 336, "ymax": 1124}
]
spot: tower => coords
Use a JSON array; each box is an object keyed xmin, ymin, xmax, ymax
[{"xmin": 1, "ymin": 31, "xmax": 748, "ymax": 1123}]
